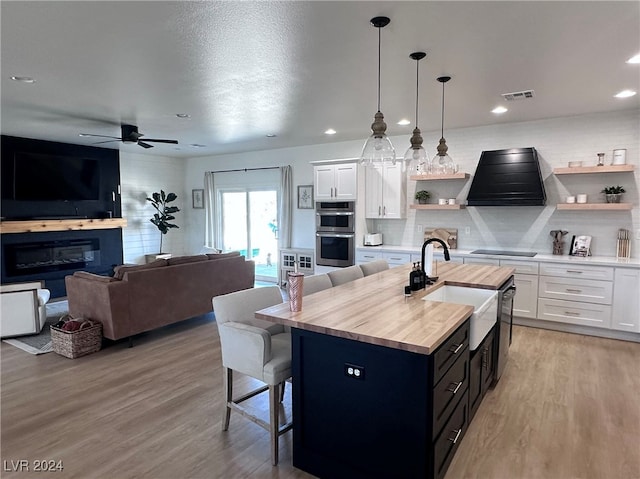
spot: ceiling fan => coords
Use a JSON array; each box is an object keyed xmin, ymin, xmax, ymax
[{"xmin": 80, "ymin": 124, "xmax": 178, "ymax": 149}]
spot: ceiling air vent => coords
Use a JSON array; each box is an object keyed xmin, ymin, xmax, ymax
[{"xmin": 501, "ymin": 90, "xmax": 535, "ymax": 101}]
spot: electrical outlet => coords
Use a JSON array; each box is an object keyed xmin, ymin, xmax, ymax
[
  {"xmin": 416, "ymin": 224, "xmax": 423, "ymax": 233},
  {"xmin": 344, "ymin": 363, "xmax": 365, "ymax": 380},
  {"xmin": 465, "ymin": 226, "xmax": 471, "ymax": 235}
]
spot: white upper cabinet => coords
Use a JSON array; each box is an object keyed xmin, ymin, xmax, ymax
[
  {"xmin": 314, "ymin": 163, "xmax": 357, "ymax": 201},
  {"xmin": 365, "ymin": 163, "xmax": 406, "ymax": 218}
]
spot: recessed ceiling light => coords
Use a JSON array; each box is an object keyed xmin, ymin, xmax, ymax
[
  {"xmin": 266, "ymin": 134, "xmax": 277, "ymax": 138},
  {"xmin": 324, "ymin": 129, "xmax": 337, "ymax": 135},
  {"xmin": 491, "ymin": 106, "xmax": 508, "ymax": 114},
  {"xmin": 397, "ymin": 119, "xmax": 411, "ymax": 126},
  {"xmin": 614, "ymin": 90, "xmax": 637, "ymax": 98},
  {"xmin": 626, "ymin": 54, "xmax": 640, "ymax": 64},
  {"xmin": 10, "ymin": 76, "xmax": 35, "ymax": 83},
  {"xmin": 176, "ymin": 113, "xmax": 191, "ymax": 119}
]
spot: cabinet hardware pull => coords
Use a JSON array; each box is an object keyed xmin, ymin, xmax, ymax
[
  {"xmin": 566, "ymin": 270, "xmax": 583, "ymax": 274},
  {"xmin": 448, "ymin": 428, "xmax": 462, "ymax": 444},
  {"xmin": 378, "ymin": 206, "xmax": 381, "ymax": 216},
  {"xmin": 447, "ymin": 381, "xmax": 463, "ymax": 394},
  {"xmin": 565, "ymin": 288, "xmax": 582, "ymax": 293},
  {"xmin": 564, "ymin": 311, "xmax": 581, "ymax": 316},
  {"xmin": 449, "ymin": 343, "xmax": 464, "ymax": 354},
  {"xmin": 383, "ymin": 206, "xmax": 386, "ymax": 216}
]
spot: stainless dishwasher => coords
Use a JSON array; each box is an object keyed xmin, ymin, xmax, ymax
[{"xmin": 494, "ymin": 277, "xmax": 516, "ymax": 384}]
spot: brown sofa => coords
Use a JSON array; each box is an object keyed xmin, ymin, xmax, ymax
[{"xmin": 65, "ymin": 252, "xmax": 255, "ymax": 341}]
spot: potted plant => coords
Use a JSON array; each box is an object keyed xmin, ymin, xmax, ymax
[
  {"xmin": 146, "ymin": 190, "xmax": 180, "ymax": 253},
  {"xmin": 415, "ymin": 190, "xmax": 431, "ymax": 204},
  {"xmin": 601, "ymin": 185, "xmax": 626, "ymax": 203}
]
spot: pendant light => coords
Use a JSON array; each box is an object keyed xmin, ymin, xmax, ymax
[
  {"xmin": 432, "ymin": 76, "xmax": 456, "ymax": 175},
  {"xmin": 360, "ymin": 16, "xmax": 396, "ymax": 167},
  {"xmin": 404, "ymin": 51, "xmax": 428, "ymax": 175}
]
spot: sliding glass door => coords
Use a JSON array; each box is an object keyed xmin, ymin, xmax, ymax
[{"xmin": 220, "ymin": 188, "xmax": 278, "ymax": 282}]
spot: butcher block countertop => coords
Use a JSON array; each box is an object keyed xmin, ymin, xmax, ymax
[{"xmin": 255, "ymin": 262, "xmax": 514, "ymax": 355}]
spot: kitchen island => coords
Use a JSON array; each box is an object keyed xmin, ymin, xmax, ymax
[{"xmin": 256, "ymin": 262, "xmax": 514, "ymax": 479}]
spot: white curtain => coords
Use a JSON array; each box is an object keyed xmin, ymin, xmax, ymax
[
  {"xmin": 279, "ymin": 165, "xmax": 292, "ymax": 250},
  {"xmin": 204, "ymin": 171, "xmax": 216, "ymax": 248}
]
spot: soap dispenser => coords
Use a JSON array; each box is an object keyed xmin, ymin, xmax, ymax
[{"xmin": 410, "ymin": 263, "xmax": 421, "ymax": 291}]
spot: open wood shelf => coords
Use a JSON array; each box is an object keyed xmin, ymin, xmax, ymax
[
  {"xmin": 409, "ymin": 204, "xmax": 466, "ymax": 210},
  {"xmin": 410, "ymin": 172, "xmax": 470, "ymax": 181},
  {"xmin": 0, "ymin": 218, "xmax": 128, "ymax": 234},
  {"xmin": 553, "ymin": 164, "xmax": 635, "ymax": 175},
  {"xmin": 555, "ymin": 203, "xmax": 633, "ymax": 211}
]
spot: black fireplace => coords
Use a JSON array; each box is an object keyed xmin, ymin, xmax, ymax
[{"xmin": 1, "ymin": 229, "xmax": 123, "ymax": 298}]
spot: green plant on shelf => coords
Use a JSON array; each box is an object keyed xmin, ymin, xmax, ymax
[
  {"xmin": 414, "ymin": 190, "xmax": 431, "ymax": 204},
  {"xmin": 601, "ymin": 185, "xmax": 625, "ymax": 194}
]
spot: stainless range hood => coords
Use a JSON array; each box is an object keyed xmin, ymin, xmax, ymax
[{"xmin": 466, "ymin": 147, "xmax": 546, "ymax": 206}]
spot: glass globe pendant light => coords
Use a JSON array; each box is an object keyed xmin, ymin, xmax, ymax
[
  {"xmin": 404, "ymin": 51, "xmax": 428, "ymax": 176},
  {"xmin": 432, "ymin": 76, "xmax": 457, "ymax": 175},
  {"xmin": 360, "ymin": 16, "xmax": 396, "ymax": 167}
]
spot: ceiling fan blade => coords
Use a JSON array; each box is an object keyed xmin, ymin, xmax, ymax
[
  {"xmin": 92, "ymin": 139, "xmax": 121, "ymax": 145},
  {"xmin": 137, "ymin": 141, "xmax": 154, "ymax": 149},
  {"xmin": 142, "ymin": 139, "xmax": 179, "ymax": 144},
  {"xmin": 80, "ymin": 133, "xmax": 121, "ymax": 139}
]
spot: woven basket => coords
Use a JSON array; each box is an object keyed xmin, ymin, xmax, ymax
[{"xmin": 51, "ymin": 318, "xmax": 102, "ymax": 359}]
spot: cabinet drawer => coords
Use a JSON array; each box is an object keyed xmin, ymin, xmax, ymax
[
  {"xmin": 433, "ymin": 321, "xmax": 469, "ymax": 384},
  {"xmin": 537, "ymin": 298, "xmax": 612, "ymax": 328},
  {"xmin": 464, "ymin": 258, "xmax": 500, "ymax": 266},
  {"xmin": 433, "ymin": 390, "xmax": 469, "ymax": 479},
  {"xmin": 538, "ymin": 276, "xmax": 613, "ymax": 305},
  {"xmin": 382, "ymin": 251, "xmax": 411, "ymax": 266},
  {"xmin": 433, "ymin": 349, "xmax": 469, "ymax": 439},
  {"xmin": 499, "ymin": 259, "xmax": 539, "ymax": 275},
  {"xmin": 355, "ymin": 250, "xmax": 382, "ymax": 263},
  {"xmin": 539, "ymin": 263, "xmax": 613, "ymax": 281}
]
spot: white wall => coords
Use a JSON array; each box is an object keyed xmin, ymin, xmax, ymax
[
  {"xmin": 118, "ymin": 109, "xmax": 639, "ymax": 262},
  {"xmin": 119, "ymin": 151, "xmax": 186, "ymax": 263}
]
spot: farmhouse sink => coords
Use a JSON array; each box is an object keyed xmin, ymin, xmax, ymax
[{"xmin": 423, "ymin": 285, "xmax": 498, "ymax": 350}]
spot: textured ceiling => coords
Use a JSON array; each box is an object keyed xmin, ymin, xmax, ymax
[{"xmin": 1, "ymin": 1, "xmax": 639, "ymax": 158}]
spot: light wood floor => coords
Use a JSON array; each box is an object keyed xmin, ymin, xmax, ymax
[{"xmin": 1, "ymin": 318, "xmax": 639, "ymax": 479}]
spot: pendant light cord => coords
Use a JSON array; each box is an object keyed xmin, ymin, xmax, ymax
[
  {"xmin": 440, "ymin": 81, "xmax": 445, "ymax": 138},
  {"xmin": 377, "ymin": 26, "xmax": 381, "ymax": 112},
  {"xmin": 415, "ymin": 59, "xmax": 420, "ymax": 127}
]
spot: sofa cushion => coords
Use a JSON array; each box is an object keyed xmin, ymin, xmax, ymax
[
  {"xmin": 73, "ymin": 271, "xmax": 119, "ymax": 283},
  {"xmin": 206, "ymin": 251, "xmax": 241, "ymax": 261},
  {"xmin": 113, "ymin": 259, "xmax": 168, "ymax": 280},
  {"xmin": 167, "ymin": 254, "xmax": 208, "ymax": 266}
]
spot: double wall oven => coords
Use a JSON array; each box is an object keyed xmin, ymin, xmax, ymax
[{"xmin": 315, "ymin": 201, "xmax": 355, "ymax": 267}]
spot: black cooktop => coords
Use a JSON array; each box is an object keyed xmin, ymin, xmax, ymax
[{"xmin": 471, "ymin": 249, "xmax": 537, "ymax": 257}]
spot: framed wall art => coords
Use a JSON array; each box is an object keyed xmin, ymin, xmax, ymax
[
  {"xmin": 192, "ymin": 189, "xmax": 204, "ymax": 209},
  {"xmin": 297, "ymin": 185, "xmax": 313, "ymax": 209}
]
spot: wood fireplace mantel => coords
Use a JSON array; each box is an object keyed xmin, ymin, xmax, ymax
[{"xmin": 0, "ymin": 218, "xmax": 127, "ymax": 234}]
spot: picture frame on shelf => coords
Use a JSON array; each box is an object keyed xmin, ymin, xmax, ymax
[
  {"xmin": 192, "ymin": 189, "xmax": 204, "ymax": 209},
  {"xmin": 297, "ymin": 185, "xmax": 313, "ymax": 209},
  {"xmin": 570, "ymin": 235, "xmax": 592, "ymax": 257}
]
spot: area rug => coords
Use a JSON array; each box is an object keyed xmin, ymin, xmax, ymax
[{"xmin": 2, "ymin": 300, "xmax": 69, "ymax": 355}]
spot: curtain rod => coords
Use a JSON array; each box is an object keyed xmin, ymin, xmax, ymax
[{"xmin": 209, "ymin": 166, "xmax": 281, "ymax": 174}]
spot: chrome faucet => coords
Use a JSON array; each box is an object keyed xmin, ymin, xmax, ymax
[{"xmin": 421, "ymin": 238, "xmax": 451, "ymax": 284}]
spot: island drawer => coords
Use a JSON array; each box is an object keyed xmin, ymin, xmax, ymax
[
  {"xmin": 432, "ymin": 390, "xmax": 469, "ymax": 479},
  {"xmin": 432, "ymin": 348, "xmax": 469, "ymax": 439},
  {"xmin": 432, "ymin": 321, "xmax": 469, "ymax": 384}
]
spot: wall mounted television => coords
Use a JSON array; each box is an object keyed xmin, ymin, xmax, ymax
[{"xmin": 12, "ymin": 152, "xmax": 101, "ymax": 201}]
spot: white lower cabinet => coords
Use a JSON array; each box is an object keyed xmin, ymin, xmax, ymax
[
  {"xmin": 537, "ymin": 298, "xmax": 612, "ymax": 328},
  {"xmin": 500, "ymin": 260, "xmax": 539, "ymax": 319},
  {"xmin": 537, "ymin": 263, "xmax": 613, "ymax": 329},
  {"xmin": 612, "ymin": 268, "xmax": 640, "ymax": 332},
  {"xmin": 356, "ymin": 249, "xmax": 410, "ymax": 268}
]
